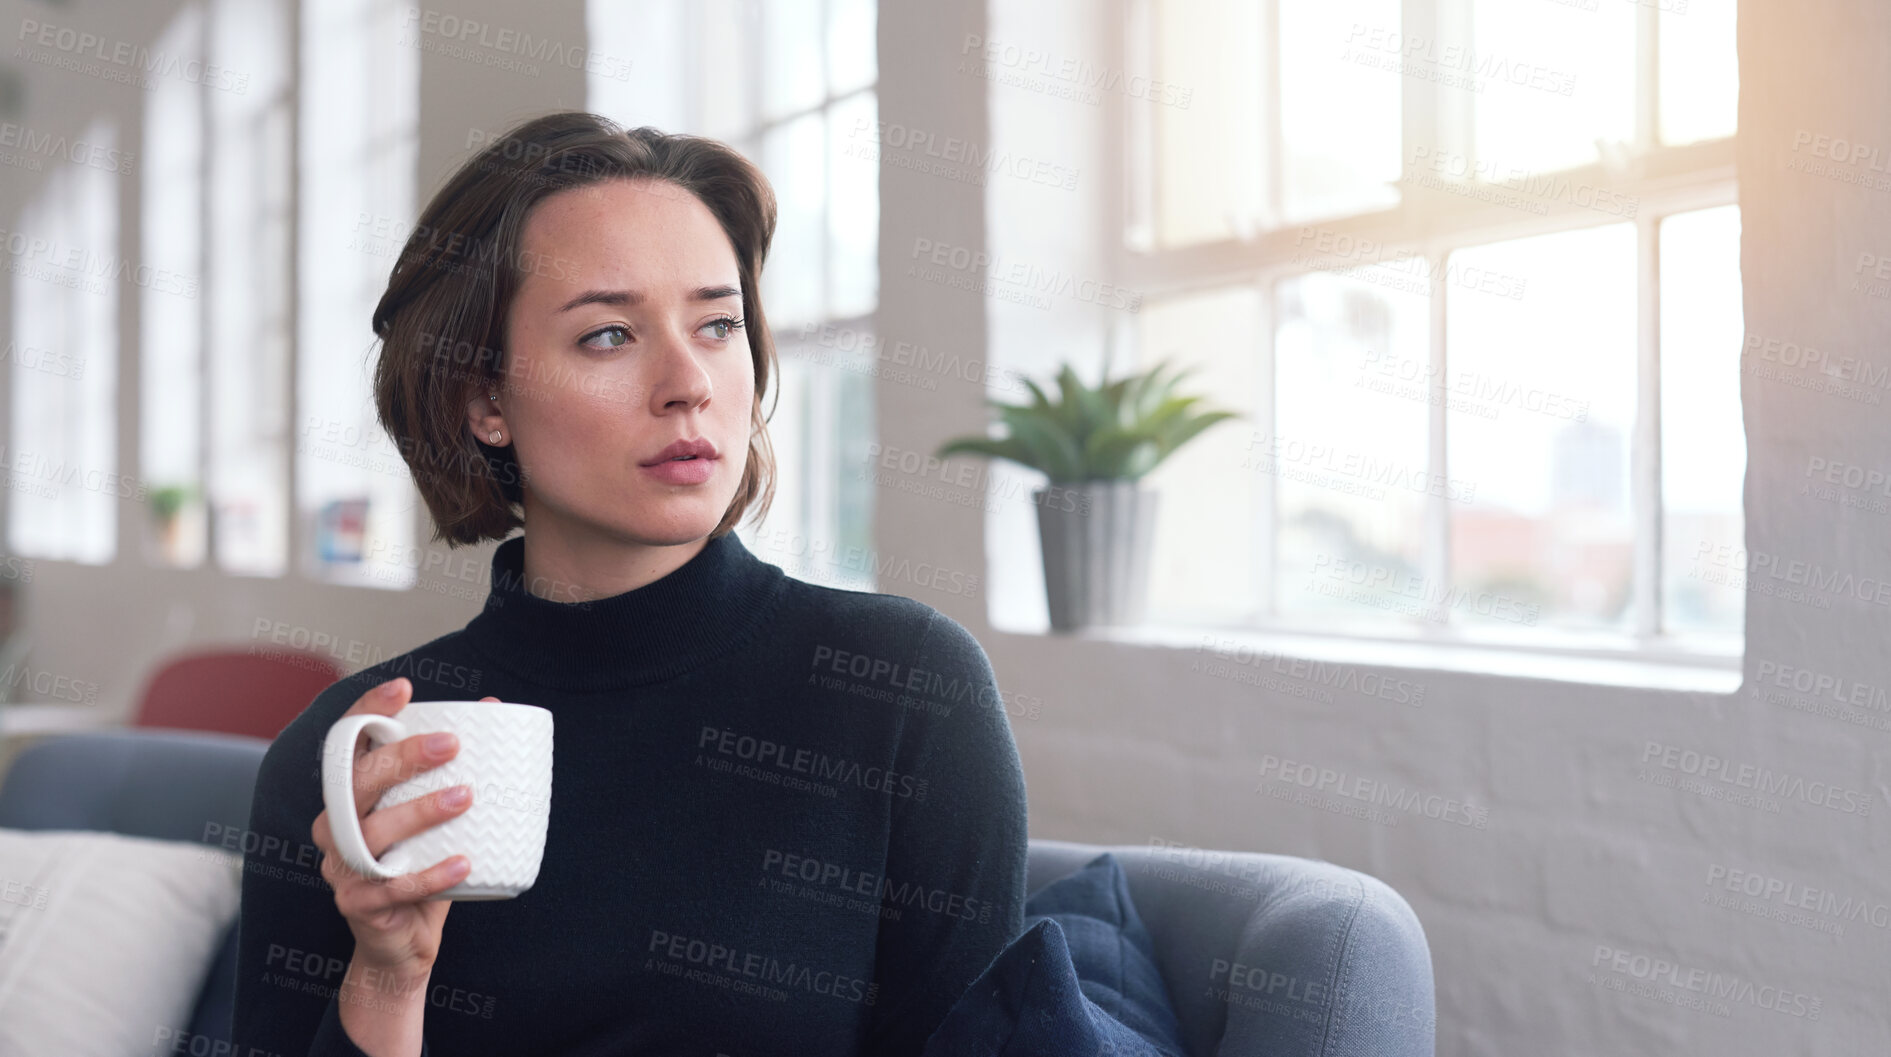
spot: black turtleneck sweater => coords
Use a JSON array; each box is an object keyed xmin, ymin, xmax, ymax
[{"xmin": 231, "ymin": 530, "xmax": 1028, "ymax": 1057}]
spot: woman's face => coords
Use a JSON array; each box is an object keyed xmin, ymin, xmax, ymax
[{"xmin": 475, "ymin": 177, "xmax": 755, "ymax": 548}]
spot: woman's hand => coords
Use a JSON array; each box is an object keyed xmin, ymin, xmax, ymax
[{"xmin": 310, "ymin": 677, "xmax": 499, "ymax": 980}]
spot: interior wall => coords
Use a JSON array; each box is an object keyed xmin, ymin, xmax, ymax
[
  {"xmin": 0, "ymin": 0, "xmax": 585, "ymax": 749},
  {"xmin": 2, "ymin": 0, "xmax": 1884, "ymax": 1054},
  {"xmin": 922, "ymin": 1, "xmax": 1890, "ymax": 1054}
]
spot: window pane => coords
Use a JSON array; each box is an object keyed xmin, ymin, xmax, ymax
[
  {"xmin": 827, "ymin": 0, "xmax": 875, "ymax": 97},
  {"xmin": 298, "ymin": 0, "xmax": 417, "ymax": 589},
  {"xmin": 1151, "ymin": 0, "xmax": 1264, "ymax": 247},
  {"xmin": 1471, "ymin": 0, "xmax": 1635, "ymax": 173},
  {"xmin": 1139, "ymin": 288, "xmax": 1264, "ymax": 625},
  {"xmin": 1659, "ymin": 2, "xmax": 1738, "ymax": 145},
  {"xmin": 827, "ymin": 92, "xmax": 877, "ymax": 319},
  {"xmin": 1280, "ymin": 0, "xmax": 1400, "ymax": 223},
  {"xmin": 695, "ymin": 0, "xmax": 756, "ymax": 139},
  {"xmin": 760, "ymin": 113, "xmax": 826, "ymax": 327},
  {"xmin": 1447, "ymin": 224, "xmax": 1637, "ymax": 630},
  {"xmin": 143, "ymin": 4, "xmax": 207, "ymax": 568},
  {"xmin": 209, "ymin": 0, "xmax": 291, "ymax": 575},
  {"xmin": 586, "ymin": 0, "xmax": 687, "ymax": 132},
  {"xmin": 1273, "ymin": 267, "xmax": 1430, "ymax": 622},
  {"xmin": 10, "ymin": 122, "xmax": 120, "ymax": 567},
  {"xmin": 761, "ymin": 0, "xmax": 824, "ymax": 121},
  {"xmin": 1661, "ymin": 206, "xmax": 1744, "ymax": 636}
]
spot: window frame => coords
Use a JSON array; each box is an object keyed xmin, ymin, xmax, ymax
[
  {"xmin": 1114, "ymin": 0, "xmax": 1742, "ymax": 671},
  {"xmin": 658, "ymin": 0, "xmax": 880, "ymax": 574}
]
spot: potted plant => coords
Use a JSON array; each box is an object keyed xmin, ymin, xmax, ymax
[
  {"xmin": 150, "ymin": 484, "xmax": 196, "ymax": 564},
  {"xmin": 935, "ymin": 357, "xmax": 1241, "ymax": 631}
]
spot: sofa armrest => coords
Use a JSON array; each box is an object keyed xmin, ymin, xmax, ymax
[{"xmin": 1028, "ymin": 839, "xmax": 1435, "ymax": 1057}]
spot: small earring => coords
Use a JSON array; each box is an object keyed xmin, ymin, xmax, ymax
[
  {"xmin": 489, "ymin": 429, "xmax": 503, "ymax": 444},
  {"xmin": 489, "ymin": 393, "xmax": 498, "ymax": 402}
]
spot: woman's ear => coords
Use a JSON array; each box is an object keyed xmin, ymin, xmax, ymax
[{"xmin": 466, "ymin": 388, "xmax": 506, "ymax": 445}]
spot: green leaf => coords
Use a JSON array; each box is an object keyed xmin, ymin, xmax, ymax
[
  {"xmin": 1085, "ymin": 427, "xmax": 1162, "ymax": 478},
  {"xmin": 1004, "ymin": 411, "xmax": 1085, "ymax": 480},
  {"xmin": 1020, "ymin": 377, "xmax": 1057, "ymax": 414},
  {"xmin": 936, "ymin": 435, "xmax": 1037, "ymax": 472},
  {"xmin": 1156, "ymin": 409, "xmax": 1242, "ymax": 459},
  {"xmin": 933, "ymin": 355, "xmax": 1243, "ymax": 483}
]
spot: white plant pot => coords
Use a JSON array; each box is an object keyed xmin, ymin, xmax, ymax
[{"xmin": 1033, "ymin": 480, "xmax": 1158, "ymax": 632}]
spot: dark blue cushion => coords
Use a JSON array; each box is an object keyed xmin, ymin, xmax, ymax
[{"xmin": 922, "ymin": 853, "xmax": 1188, "ymax": 1057}]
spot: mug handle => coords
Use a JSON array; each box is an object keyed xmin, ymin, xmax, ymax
[{"xmin": 321, "ymin": 713, "xmax": 412, "ymax": 882}]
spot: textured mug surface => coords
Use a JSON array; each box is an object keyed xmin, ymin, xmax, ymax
[{"xmin": 321, "ymin": 700, "xmax": 553, "ymax": 901}]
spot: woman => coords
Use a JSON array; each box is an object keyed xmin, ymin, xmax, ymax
[{"xmin": 233, "ymin": 110, "xmax": 1028, "ymax": 1057}]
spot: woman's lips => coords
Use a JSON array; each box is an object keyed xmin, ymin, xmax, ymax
[{"xmin": 640, "ymin": 455, "xmax": 718, "ymax": 485}]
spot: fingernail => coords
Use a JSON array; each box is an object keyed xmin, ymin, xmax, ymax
[
  {"xmin": 425, "ymin": 732, "xmax": 456, "ymax": 755},
  {"xmin": 441, "ymin": 785, "xmax": 470, "ymax": 808},
  {"xmin": 379, "ymin": 678, "xmax": 407, "ymax": 698},
  {"xmin": 451, "ymin": 857, "xmax": 472, "ymax": 876}
]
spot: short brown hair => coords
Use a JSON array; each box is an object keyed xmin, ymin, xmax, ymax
[{"xmin": 370, "ymin": 110, "xmax": 780, "ymax": 546}]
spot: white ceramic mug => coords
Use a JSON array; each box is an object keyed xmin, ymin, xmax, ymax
[{"xmin": 322, "ymin": 700, "xmax": 554, "ymax": 901}]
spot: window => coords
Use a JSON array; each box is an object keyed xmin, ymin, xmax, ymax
[
  {"xmin": 297, "ymin": 0, "xmax": 419, "ymax": 588},
  {"xmin": 1128, "ymin": 0, "xmax": 1742, "ymax": 662},
  {"xmin": 131, "ymin": 0, "xmax": 421, "ymax": 588},
  {"xmin": 589, "ymin": 0, "xmax": 878, "ymax": 589},
  {"xmin": 9, "ymin": 117, "xmax": 120, "ymax": 566},
  {"xmin": 142, "ymin": 4, "xmax": 208, "ymax": 568},
  {"xmin": 206, "ymin": 0, "xmax": 292, "ymax": 576}
]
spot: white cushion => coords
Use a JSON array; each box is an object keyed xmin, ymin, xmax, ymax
[{"xmin": 0, "ymin": 828, "xmax": 241, "ymax": 1056}]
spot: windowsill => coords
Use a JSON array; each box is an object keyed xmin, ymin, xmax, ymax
[
  {"xmin": 1001, "ymin": 621, "xmax": 1743, "ymax": 695},
  {"xmin": 0, "ymin": 702, "xmax": 118, "ymax": 737}
]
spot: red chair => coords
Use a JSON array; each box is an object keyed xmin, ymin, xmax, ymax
[{"xmin": 131, "ymin": 647, "xmax": 345, "ymax": 741}]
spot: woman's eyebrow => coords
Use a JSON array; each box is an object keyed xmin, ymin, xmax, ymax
[{"xmin": 555, "ymin": 284, "xmax": 742, "ymax": 314}]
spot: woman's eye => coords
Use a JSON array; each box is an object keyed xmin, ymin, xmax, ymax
[
  {"xmin": 704, "ymin": 316, "xmax": 744, "ymax": 341},
  {"xmin": 581, "ymin": 325, "xmax": 630, "ymax": 350}
]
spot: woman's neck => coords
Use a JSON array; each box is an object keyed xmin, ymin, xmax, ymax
[{"xmin": 517, "ymin": 514, "xmax": 711, "ymax": 605}]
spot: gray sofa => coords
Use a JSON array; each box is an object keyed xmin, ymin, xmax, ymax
[{"xmin": 0, "ymin": 730, "xmax": 1435, "ymax": 1057}]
